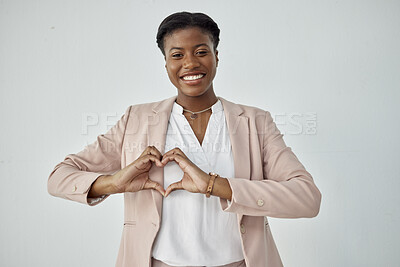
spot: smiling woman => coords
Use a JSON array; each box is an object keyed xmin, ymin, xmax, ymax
[
  {"xmin": 164, "ymin": 27, "xmax": 218, "ymax": 101},
  {"xmin": 163, "ymin": 26, "xmax": 219, "ymax": 145},
  {"xmin": 47, "ymin": 11, "xmax": 321, "ymax": 267}
]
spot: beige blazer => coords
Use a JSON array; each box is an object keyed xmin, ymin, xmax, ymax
[{"xmin": 48, "ymin": 96, "xmax": 321, "ymax": 267}]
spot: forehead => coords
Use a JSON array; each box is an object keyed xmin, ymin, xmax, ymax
[{"xmin": 164, "ymin": 27, "xmax": 213, "ymax": 49}]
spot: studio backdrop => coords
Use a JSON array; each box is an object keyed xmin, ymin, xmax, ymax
[{"xmin": 1, "ymin": 0, "xmax": 399, "ymax": 266}]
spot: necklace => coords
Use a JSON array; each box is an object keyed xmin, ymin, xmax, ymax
[{"xmin": 182, "ymin": 106, "xmax": 212, "ymax": 119}]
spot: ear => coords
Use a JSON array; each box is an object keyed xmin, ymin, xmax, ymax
[{"xmin": 215, "ymin": 50, "xmax": 219, "ymax": 67}]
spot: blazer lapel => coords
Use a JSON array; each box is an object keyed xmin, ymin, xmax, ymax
[
  {"xmin": 147, "ymin": 96, "xmax": 176, "ymax": 221},
  {"xmin": 220, "ymin": 97, "xmax": 250, "ymax": 223}
]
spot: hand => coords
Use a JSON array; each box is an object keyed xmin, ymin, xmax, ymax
[
  {"xmin": 162, "ymin": 148, "xmax": 210, "ymax": 197},
  {"xmin": 110, "ymin": 146, "xmax": 165, "ymax": 196}
]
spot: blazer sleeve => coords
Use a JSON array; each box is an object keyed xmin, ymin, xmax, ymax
[
  {"xmin": 47, "ymin": 105, "xmax": 132, "ymax": 206},
  {"xmin": 220, "ymin": 111, "xmax": 322, "ymax": 218}
]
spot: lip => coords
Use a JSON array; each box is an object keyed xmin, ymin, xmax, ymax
[
  {"xmin": 179, "ymin": 72, "xmax": 206, "ymax": 85},
  {"xmin": 179, "ymin": 71, "xmax": 206, "ymax": 78}
]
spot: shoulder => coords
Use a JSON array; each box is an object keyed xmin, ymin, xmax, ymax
[
  {"xmin": 219, "ymin": 97, "xmax": 271, "ymax": 117},
  {"xmin": 219, "ymin": 97, "xmax": 276, "ymax": 134},
  {"xmin": 126, "ymin": 96, "xmax": 176, "ymax": 114}
]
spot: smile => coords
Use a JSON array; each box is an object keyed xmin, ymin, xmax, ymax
[{"xmin": 181, "ymin": 74, "xmax": 205, "ymax": 81}]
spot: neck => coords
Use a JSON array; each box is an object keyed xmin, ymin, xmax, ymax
[{"xmin": 176, "ymin": 90, "xmax": 218, "ymax": 112}]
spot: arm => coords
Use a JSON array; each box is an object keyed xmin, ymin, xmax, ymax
[
  {"xmin": 220, "ymin": 111, "xmax": 322, "ymax": 218},
  {"xmin": 210, "ymin": 176, "xmax": 232, "ymax": 201},
  {"xmin": 87, "ymin": 175, "xmax": 116, "ymax": 198},
  {"xmin": 87, "ymin": 146, "xmax": 167, "ymax": 199},
  {"xmin": 47, "ymin": 106, "xmax": 132, "ymax": 206}
]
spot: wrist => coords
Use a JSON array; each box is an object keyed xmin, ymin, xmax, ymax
[
  {"xmin": 107, "ymin": 174, "xmax": 121, "ymax": 194},
  {"xmin": 88, "ymin": 175, "xmax": 115, "ymax": 198},
  {"xmin": 98, "ymin": 175, "xmax": 118, "ymax": 195},
  {"xmin": 199, "ymin": 172, "xmax": 210, "ymax": 194},
  {"xmin": 209, "ymin": 176, "xmax": 233, "ymax": 201},
  {"xmin": 205, "ymin": 172, "xmax": 219, "ymax": 198}
]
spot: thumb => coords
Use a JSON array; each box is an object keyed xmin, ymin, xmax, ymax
[
  {"xmin": 143, "ymin": 179, "xmax": 166, "ymax": 197},
  {"xmin": 165, "ymin": 180, "xmax": 183, "ymax": 197}
]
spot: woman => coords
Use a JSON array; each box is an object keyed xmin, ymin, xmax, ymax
[{"xmin": 48, "ymin": 11, "xmax": 321, "ymax": 267}]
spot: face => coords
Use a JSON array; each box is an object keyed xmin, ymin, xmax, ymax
[{"xmin": 163, "ymin": 27, "xmax": 219, "ymax": 99}]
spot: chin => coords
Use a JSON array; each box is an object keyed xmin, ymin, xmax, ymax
[{"xmin": 179, "ymin": 88, "xmax": 209, "ymax": 98}]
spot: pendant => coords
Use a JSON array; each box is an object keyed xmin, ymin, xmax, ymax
[{"xmin": 190, "ymin": 113, "xmax": 198, "ymax": 119}]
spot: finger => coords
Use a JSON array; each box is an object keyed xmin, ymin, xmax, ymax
[
  {"xmin": 144, "ymin": 180, "xmax": 166, "ymax": 196},
  {"xmin": 147, "ymin": 155, "xmax": 164, "ymax": 167},
  {"xmin": 161, "ymin": 153, "xmax": 185, "ymax": 166},
  {"xmin": 148, "ymin": 145, "xmax": 163, "ymax": 160},
  {"xmin": 162, "ymin": 147, "xmax": 186, "ymax": 160},
  {"xmin": 139, "ymin": 146, "xmax": 152, "ymax": 157},
  {"xmin": 140, "ymin": 145, "xmax": 162, "ymax": 159},
  {"xmin": 137, "ymin": 154, "xmax": 163, "ymax": 168},
  {"xmin": 165, "ymin": 180, "xmax": 183, "ymax": 197}
]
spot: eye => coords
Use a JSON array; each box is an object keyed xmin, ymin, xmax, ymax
[
  {"xmin": 171, "ymin": 53, "xmax": 183, "ymax": 58},
  {"xmin": 196, "ymin": 50, "xmax": 208, "ymax": 56}
]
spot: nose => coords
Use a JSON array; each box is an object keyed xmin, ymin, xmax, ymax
[{"xmin": 183, "ymin": 54, "xmax": 200, "ymax": 69}]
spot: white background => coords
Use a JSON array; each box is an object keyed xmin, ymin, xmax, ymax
[{"xmin": 1, "ymin": 0, "xmax": 399, "ymax": 266}]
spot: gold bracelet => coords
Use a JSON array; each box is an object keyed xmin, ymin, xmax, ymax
[{"xmin": 206, "ymin": 172, "xmax": 219, "ymax": 198}]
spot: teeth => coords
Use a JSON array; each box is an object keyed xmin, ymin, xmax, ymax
[{"xmin": 182, "ymin": 74, "xmax": 204, "ymax": 81}]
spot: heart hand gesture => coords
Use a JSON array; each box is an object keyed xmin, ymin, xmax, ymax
[{"xmin": 161, "ymin": 148, "xmax": 210, "ymax": 197}]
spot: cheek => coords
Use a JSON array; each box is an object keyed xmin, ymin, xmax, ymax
[
  {"xmin": 166, "ymin": 63, "xmax": 178, "ymax": 76},
  {"xmin": 166, "ymin": 66, "xmax": 179, "ymax": 84},
  {"xmin": 209, "ymin": 62, "xmax": 217, "ymax": 76}
]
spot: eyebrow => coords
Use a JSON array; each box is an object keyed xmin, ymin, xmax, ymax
[{"xmin": 169, "ymin": 43, "xmax": 210, "ymax": 53}]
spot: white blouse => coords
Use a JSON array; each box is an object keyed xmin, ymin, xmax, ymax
[{"xmin": 151, "ymin": 100, "xmax": 244, "ymax": 266}]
